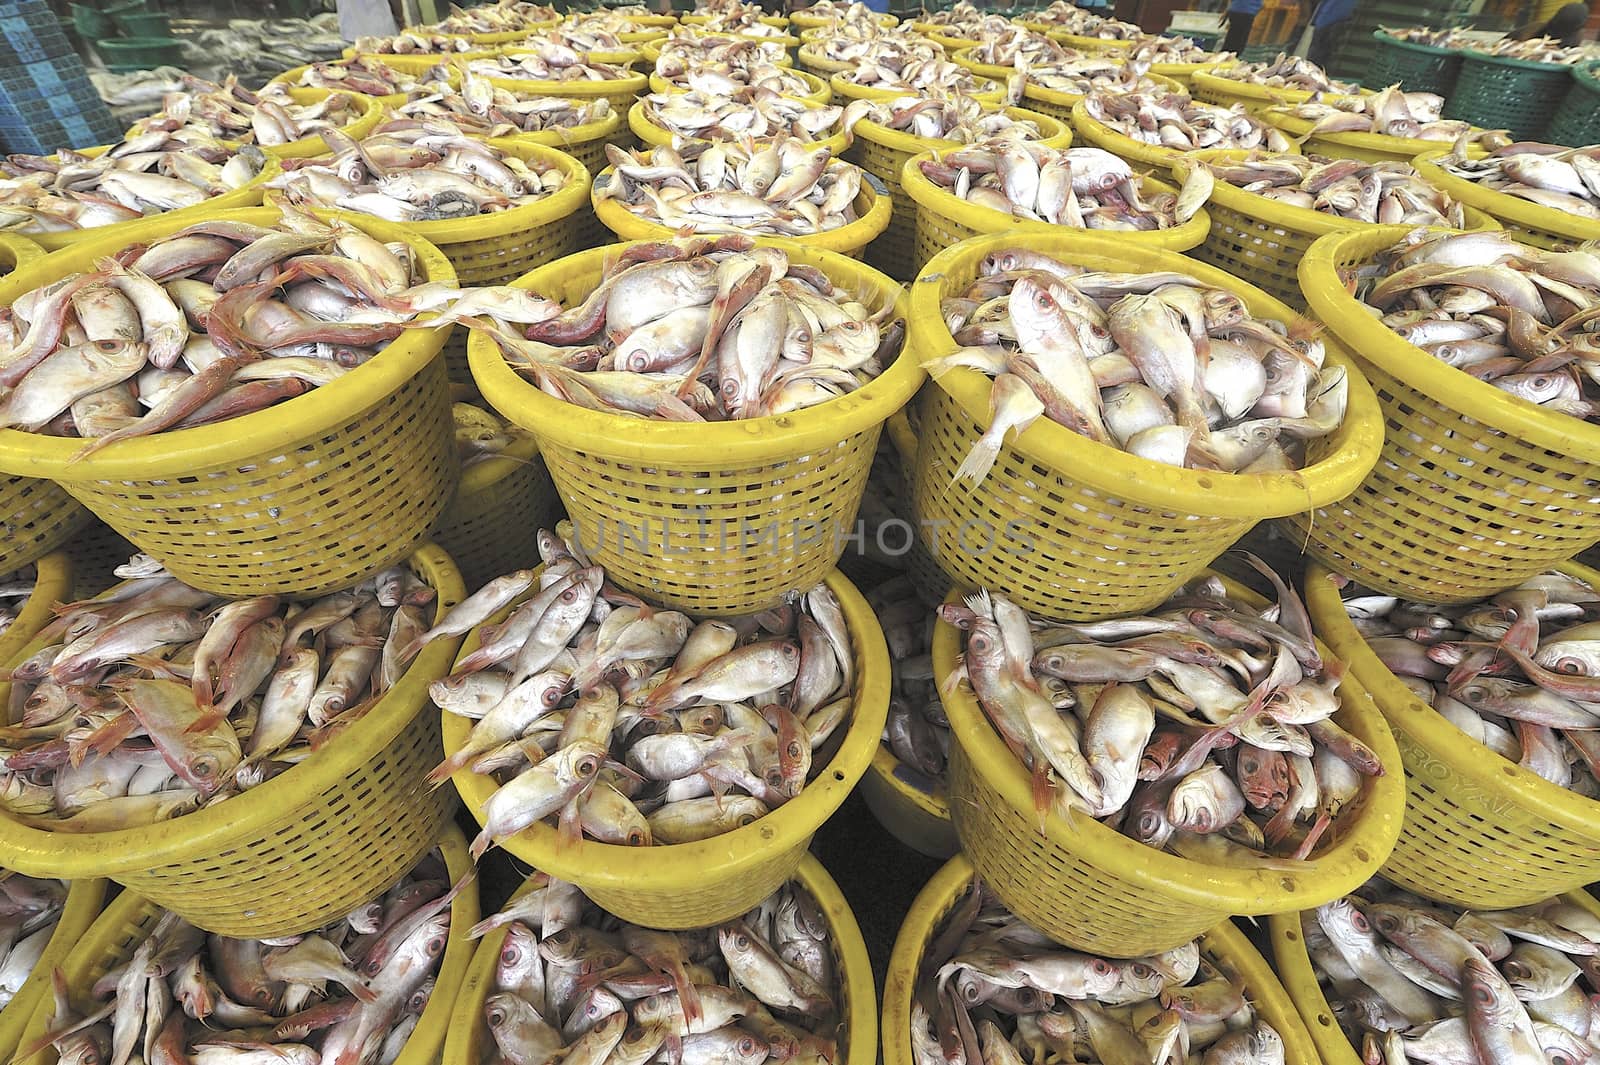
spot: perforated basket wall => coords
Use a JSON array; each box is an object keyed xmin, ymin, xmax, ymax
[
  {"xmin": 1284, "ymin": 225, "xmax": 1600, "ymax": 601},
  {"xmin": 0, "ymin": 549, "xmax": 69, "ymax": 673},
  {"xmin": 1369, "ymin": 30, "xmax": 1463, "ymax": 94},
  {"xmin": 1545, "ymin": 62, "xmax": 1600, "ymax": 148},
  {"xmin": 0, "ymin": 476, "xmax": 90, "ymax": 576},
  {"xmin": 1305, "ymin": 562, "xmax": 1600, "ymax": 906},
  {"xmin": 430, "ymin": 436, "xmax": 561, "ymax": 590},
  {"xmin": 1441, "ymin": 50, "xmax": 1570, "ymax": 142}
]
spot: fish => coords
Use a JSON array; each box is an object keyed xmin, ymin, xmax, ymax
[
  {"xmin": 0, "ymin": 873, "xmax": 67, "ymax": 1009},
  {"xmin": 915, "ymin": 145, "xmax": 1181, "ymax": 231},
  {"xmin": 1080, "ymin": 88, "xmax": 1293, "ymax": 154},
  {"xmin": 1187, "ymin": 149, "xmax": 1468, "ymax": 226},
  {"xmin": 124, "ymin": 76, "xmax": 366, "ymax": 150},
  {"xmin": 637, "ymin": 89, "xmax": 843, "ymax": 144}
]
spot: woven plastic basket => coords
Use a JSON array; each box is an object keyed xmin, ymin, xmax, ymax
[
  {"xmin": 1149, "ymin": 59, "xmax": 1224, "ymax": 88},
  {"xmin": 0, "ymin": 473, "xmax": 91, "ymax": 578},
  {"xmin": 24, "ymin": 151, "xmax": 281, "ymax": 253},
  {"xmin": 445, "ymin": 567, "xmax": 888, "ymax": 925},
  {"xmin": 591, "ymin": 165, "xmax": 891, "ymax": 258},
  {"xmin": 860, "ymin": 745, "xmax": 958, "ymax": 860},
  {"xmin": 647, "ymin": 66, "xmax": 831, "ymax": 103},
  {"xmin": 628, "ymin": 99, "xmax": 851, "ymax": 155},
  {"xmin": 933, "ymin": 572, "xmax": 1405, "ymax": 955},
  {"xmin": 884, "ymin": 856, "xmax": 1323, "ymax": 1064},
  {"xmin": 0, "ymin": 877, "xmax": 107, "ymax": 1065},
  {"xmin": 444, "ymin": 855, "xmax": 874, "ymax": 1065},
  {"xmin": 65, "ymin": 519, "xmax": 137, "ymax": 599},
  {"xmin": 0, "ymin": 550, "xmax": 71, "ymax": 670},
  {"xmin": 0, "ymin": 207, "xmax": 458, "ymax": 598},
  {"xmin": 485, "ymin": 58, "xmax": 647, "ymax": 116},
  {"xmin": 1192, "ymin": 66, "xmax": 1367, "ymax": 114},
  {"xmin": 430, "ymin": 434, "xmax": 561, "ymax": 592},
  {"xmin": 846, "ymin": 105, "xmax": 1071, "ymax": 281},
  {"xmin": 909, "ymin": 229, "xmax": 1383, "ymax": 622},
  {"xmin": 1546, "ymin": 61, "xmax": 1600, "ymax": 147},
  {"xmin": 1412, "ymin": 147, "xmax": 1600, "ymax": 249},
  {"xmin": 827, "ymin": 71, "xmax": 1007, "ymax": 108},
  {"xmin": 1287, "ymin": 225, "xmax": 1600, "ymax": 600},
  {"xmin": 257, "ymin": 90, "xmax": 385, "ymax": 159},
  {"xmin": 1018, "ymin": 72, "xmax": 1185, "ymax": 123},
  {"xmin": 1306, "ymin": 560, "xmax": 1600, "ymax": 906},
  {"xmin": 1261, "ymin": 107, "xmax": 1467, "ymax": 165},
  {"xmin": 469, "ymin": 238, "xmax": 918, "ymax": 613},
  {"xmin": 1368, "ymin": 29, "xmax": 1464, "ymax": 95},
  {"xmin": 15, "ymin": 825, "xmax": 476, "ymax": 1065},
  {"xmin": 0, "ymin": 543, "xmax": 466, "ymax": 937},
  {"xmin": 796, "ymin": 43, "xmax": 852, "ymax": 82},
  {"xmin": 789, "ymin": 9, "xmax": 896, "ymax": 29},
  {"xmin": 1442, "ymin": 49, "xmax": 1570, "ymax": 143},
  {"xmin": 1072, "ymin": 98, "xmax": 1303, "ymax": 173},
  {"xmin": 1270, "ymin": 885, "xmax": 1600, "ymax": 1065},
  {"xmin": 904, "ymin": 153, "xmax": 1208, "ymax": 275},
  {"xmin": 1171, "ymin": 149, "xmax": 1499, "ymax": 309},
  {"xmin": 268, "ymin": 64, "xmax": 411, "ymax": 106}
]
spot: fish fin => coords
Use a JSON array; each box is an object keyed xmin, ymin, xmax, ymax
[
  {"xmin": 183, "ymin": 707, "xmax": 228, "ymax": 735},
  {"xmin": 961, "ymin": 589, "xmax": 993, "ymax": 621},
  {"xmin": 422, "ymin": 749, "xmax": 467, "ymax": 788},
  {"xmin": 1290, "ymin": 811, "xmax": 1331, "ymax": 861},
  {"xmin": 346, "ymin": 979, "xmax": 379, "ymax": 1004}
]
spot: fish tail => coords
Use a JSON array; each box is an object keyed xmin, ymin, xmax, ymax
[
  {"xmin": 468, "ymin": 827, "xmax": 494, "ymax": 862},
  {"xmin": 951, "ymin": 437, "xmax": 1000, "ymax": 486},
  {"xmin": 466, "ymin": 913, "xmax": 507, "ymax": 940},
  {"xmin": 1291, "ymin": 811, "xmax": 1332, "ymax": 861},
  {"xmin": 673, "ymin": 966, "xmax": 703, "ymax": 1027},
  {"xmin": 423, "ymin": 751, "xmax": 466, "ymax": 788}
]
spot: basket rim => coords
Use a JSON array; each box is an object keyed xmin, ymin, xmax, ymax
[
  {"xmin": 827, "ymin": 70, "xmax": 1006, "ymax": 106},
  {"xmin": 847, "ymin": 104, "xmax": 1072, "ymax": 159},
  {"xmin": 15, "ymin": 825, "xmax": 477, "ymax": 1065},
  {"xmin": 884, "ymin": 855, "xmax": 1323, "ymax": 1065},
  {"xmin": 795, "ymin": 43, "xmax": 856, "ymax": 74},
  {"xmin": 0, "ymin": 550, "xmax": 73, "ymax": 671},
  {"xmin": 628, "ymin": 99, "xmax": 849, "ymax": 153},
  {"xmin": 0, "ymin": 206, "xmax": 455, "ymax": 478},
  {"xmin": 931, "ymin": 573, "xmax": 1406, "ymax": 912},
  {"xmin": 513, "ymin": 106, "xmax": 626, "ymax": 150},
  {"xmin": 1299, "ymin": 221, "xmax": 1600, "ymax": 453},
  {"xmin": 1459, "ymin": 46, "xmax": 1577, "ymax": 72},
  {"xmin": 1411, "ymin": 148, "xmax": 1600, "ymax": 242},
  {"xmin": 458, "ymin": 429, "xmax": 542, "ymax": 496},
  {"xmin": 259, "ymin": 92, "xmax": 386, "ymax": 160},
  {"xmin": 589, "ymin": 164, "xmax": 892, "ymax": 250},
  {"xmin": 0, "ymin": 543, "xmax": 467, "ymax": 877},
  {"xmin": 646, "ymin": 66, "xmax": 830, "ymax": 103},
  {"xmin": 910, "ymin": 229, "xmax": 1385, "ymax": 517},
  {"xmin": 1260, "ymin": 108, "xmax": 1471, "ymax": 157},
  {"xmin": 1170, "ymin": 148, "xmax": 1500, "ymax": 234},
  {"xmin": 443, "ymin": 854, "xmax": 875, "ymax": 1065},
  {"xmin": 905, "ymin": 150, "xmax": 1214, "ymax": 248},
  {"xmin": 868, "ymin": 742, "xmax": 951, "ymax": 823},
  {"xmin": 468, "ymin": 236, "xmax": 917, "ymax": 459},
  {"xmin": 444, "ymin": 568, "xmax": 890, "ymax": 887},
  {"xmin": 1193, "ymin": 65, "xmax": 1358, "ymax": 106},
  {"xmin": 1371, "ymin": 28, "xmax": 1459, "ymax": 57},
  {"xmin": 1305, "ymin": 559, "xmax": 1600, "ymax": 835},
  {"xmin": 482, "ymin": 64, "xmax": 648, "ymax": 98},
  {"xmin": 0, "ymin": 233, "xmax": 44, "ymax": 273}
]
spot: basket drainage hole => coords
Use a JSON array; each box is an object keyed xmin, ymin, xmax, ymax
[
  {"xmin": 833, "ymin": 771, "xmax": 846, "ymax": 782},
  {"xmin": 1280, "ymin": 877, "xmax": 1296, "ymax": 891},
  {"xmin": 1354, "ymin": 847, "xmax": 1370, "ymax": 863},
  {"xmin": 1504, "ymin": 766, "xmax": 1518, "ymax": 776},
  {"xmin": 1285, "ymin": 930, "xmax": 1299, "ymax": 941},
  {"xmin": 1317, "ymin": 1015, "xmax": 1332, "ymax": 1028}
]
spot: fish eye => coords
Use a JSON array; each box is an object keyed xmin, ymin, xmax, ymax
[
  {"xmin": 1093, "ymin": 960, "xmax": 1112, "ymax": 975},
  {"xmin": 1472, "ymin": 985, "xmax": 1492, "ymax": 1004},
  {"xmin": 192, "ymin": 759, "xmax": 215, "ymax": 778},
  {"xmin": 1132, "ymin": 964, "xmax": 1153, "ymax": 980},
  {"xmin": 1350, "ymin": 911, "xmax": 1369, "ymax": 931},
  {"xmin": 735, "ymin": 933, "xmax": 750, "ymax": 949},
  {"xmin": 502, "ymin": 943, "xmax": 522, "ymax": 963},
  {"xmin": 627, "ymin": 829, "xmax": 648, "ymax": 846},
  {"xmin": 739, "ymin": 1038, "xmax": 757, "ymax": 1054},
  {"xmin": 488, "ymin": 1007, "xmax": 506, "ymax": 1026},
  {"xmin": 427, "ymin": 934, "xmax": 446, "ymax": 955},
  {"xmin": 576, "ymin": 755, "xmax": 600, "ymax": 776},
  {"xmin": 787, "ymin": 741, "xmax": 803, "ymax": 758}
]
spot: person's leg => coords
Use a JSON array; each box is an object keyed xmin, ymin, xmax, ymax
[
  {"xmin": 1305, "ymin": 22, "xmax": 1339, "ymax": 67},
  {"xmin": 1221, "ymin": 10, "xmax": 1255, "ymax": 52}
]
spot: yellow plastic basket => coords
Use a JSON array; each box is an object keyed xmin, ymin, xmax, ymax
[
  {"xmin": 790, "ymin": 9, "xmax": 897, "ymax": 29},
  {"xmin": 1170, "ymin": 149, "xmax": 1499, "ymax": 311},
  {"xmin": 591, "ymin": 163, "xmax": 891, "ymax": 258},
  {"xmin": 430, "ymin": 434, "xmax": 561, "ymax": 592},
  {"xmin": 0, "ymin": 232, "xmax": 40, "ymax": 275},
  {"xmin": 885, "ymin": 856, "xmax": 1322, "ymax": 1064},
  {"xmin": 1019, "ymin": 72, "xmax": 1187, "ymax": 123},
  {"xmin": 272, "ymin": 66, "xmax": 412, "ymax": 106},
  {"xmin": 0, "ymin": 543, "xmax": 467, "ymax": 937},
  {"xmin": 860, "ymin": 745, "xmax": 958, "ymax": 860},
  {"xmin": 0, "ymin": 206, "xmax": 458, "ymax": 598},
  {"xmin": 827, "ymin": 71, "xmax": 1007, "ymax": 108},
  {"xmin": 485, "ymin": 60, "xmax": 647, "ymax": 116},
  {"xmin": 513, "ymin": 108, "xmax": 624, "ymax": 253},
  {"xmin": 444, "ymin": 854, "xmax": 874, "ymax": 1065},
  {"xmin": 445, "ymin": 567, "xmax": 889, "ymax": 925},
  {"xmin": 909, "ymin": 229, "xmax": 1383, "ymax": 622},
  {"xmin": 910, "ymin": 23, "xmax": 982, "ymax": 49},
  {"xmin": 643, "ymin": 38, "xmax": 795, "ymax": 66},
  {"xmin": 1032, "ymin": 26, "xmax": 1137, "ymax": 52},
  {"xmin": 1287, "ymin": 225, "xmax": 1600, "ymax": 599},
  {"xmin": 947, "ymin": 46, "xmax": 1020, "ymax": 83},
  {"xmin": 0, "ymin": 877, "xmax": 107, "ymax": 1065},
  {"xmin": 1149, "ymin": 59, "xmax": 1224, "ymax": 88},
  {"xmin": 1263, "ymin": 108, "xmax": 1464, "ymax": 165},
  {"xmin": 23, "ymin": 152, "xmax": 281, "ymax": 253},
  {"xmin": 1192, "ymin": 67, "xmax": 1369, "ymax": 113},
  {"xmin": 647, "ymin": 66, "xmax": 831, "ymax": 104},
  {"xmin": 354, "ymin": 48, "xmax": 499, "ymax": 68},
  {"xmin": 258, "ymin": 91, "xmax": 385, "ymax": 159},
  {"xmin": 1270, "ymin": 886, "xmax": 1600, "ymax": 1065},
  {"xmin": 934, "ymin": 572, "xmax": 1405, "ymax": 955},
  {"xmin": 1306, "ymin": 560, "xmax": 1600, "ymax": 905},
  {"xmin": 904, "ymin": 152, "xmax": 1210, "ymax": 275},
  {"xmin": 1413, "ymin": 146, "xmax": 1600, "ymax": 249},
  {"xmin": 1072, "ymin": 97, "xmax": 1300, "ymax": 173},
  {"xmin": 0, "ymin": 474, "xmax": 90, "ymax": 579},
  {"xmin": 796, "ymin": 43, "xmax": 853, "ymax": 81},
  {"xmin": 845, "ymin": 105, "xmax": 1071, "ymax": 282},
  {"xmin": 467, "ymin": 239, "xmax": 918, "ymax": 613},
  {"xmin": 628, "ymin": 99, "xmax": 852, "ymax": 167},
  {"xmin": 0, "ymin": 550, "xmax": 71, "ymax": 670},
  {"xmin": 15, "ymin": 825, "xmax": 477, "ymax": 1065}
]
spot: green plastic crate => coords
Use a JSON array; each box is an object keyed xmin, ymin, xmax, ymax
[
  {"xmin": 1368, "ymin": 29, "xmax": 1463, "ymax": 94},
  {"xmin": 1442, "ymin": 49, "xmax": 1572, "ymax": 141},
  {"xmin": 1546, "ymin": 62, "xmax": 1600, "ymax": 147}
]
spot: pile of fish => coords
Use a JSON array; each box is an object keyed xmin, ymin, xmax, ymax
[
  {"xmin": 0, "ymin": 565, "xmax": 37, "ymax": 639},
  {"xmin": 1342, "ymin": 569, "xmax": 1600, "ymax": 796},
  {"xmin": 1265, "ymin": 85, "xmax": 1494, "ymax": 142},
  {"xmin": 0, "ymin": 555, "xmax": 441, "ymax": 829},
  {"xmin": 1080, "ymin": 90, "xmax": 1293, "ymax": 153},
  {"xmin": 1211, "ymin": 53, "xmax": 1356, "ymax": 93},
  {"xmin": 945, "ymin": 570, "xmax": 1382, "ymax": 862},
  {"xmin": 0, "ymin": 873, "xmax": 65, "ymax": 1009},
  {"xmin": 1356, "ymin": 229, "xmax": 1600, "ymax": 417},
  {"xmin": 127, "ymin": 78, "xmax": 366, "ymax": 148},
  {"xmin": 352, "ymin": 31, "xmax": 480, "ymax": 54},
  {"xmin": 836, "ymin": 43, "xmax": 1005, "ymax": 99},
  {"xmin": 479, "ymin": 235, "xmax": 902, "ymax": 419},
  {"xmin": 794, "ymin": 0, "xmax": 884, "ymax": 26},
  {"xmin": 420, "ymin": 529, "xmax": 860, "ymax": 854},
  {"xmin": 934, "ymin": 250, "xmax": 1345, "ymax": 477},
  {"xmin": 1192, "ymin": 151, "xmax": 1467, "ymax": 225},
  {"xmin": 465, "ymin": 39, "xmax": 638, "ymax": 81},
  {"xmin": 657, "ymin": 62, "xmax": 818, "ymax": 98},
  {"xmin": 654, "ymin": 35, "xmax": 791, "ymax": 70},
  {"xmin": 535, "ymin": 25, "xmax": 634, "ymax": 52},
  {"xmin": 1303, "ymin": 880, "xmax": 1600, "ymax": 1064},
  {"xmin": 395, "ymin": 72, "xmax": 615, "ymax": 134},
  {"xmin": 1431, "ymin": 141, "xmax": 1600, "ymax": 220},
  {"xmin": 691, "ymin": 11, "xmax": 789, "ymax": 36},
  {"xmin": 808, "ymin": 34, "xmax": 936, "ymax": 68},
  {"xmin": 1473, "ymin": 35, "xmax": 1590, "ymax": 63},
  {"xmin": 870, "ymin": 576, "xmax": 947, "ymax": 785},
  {"xmin": 1378, "ymin": 26, "xmax": 1472, "ymax": 47},
  {"xmin": 638, "ymin": 90, "xmax": 842, "ymax": 143},
  {"xmin": 841, "ymin": 92, "xmax": 1044, "ymax": 143},
  {"xmin": 475, "ymin": 875, "xmax": 845, "ymax": 1065},
  {"xmin": 1029, "ymin": 60, "xmax": 1174, "ymax": 99},
  {"xmin": 913, "ymin": 876, "xmax": 1287, "ymax": 1065},
  {"xmin": 288, "ymin": 56, "xmax": 427, "ymax": 96},
  {"xmin": 598, "ymin": 140, "xmax": 863, "ymax": 236},
  {"xmin": 1023, "ymin": 2, "xmax": 1142, "ymax": 38},
  {"xmin": 1130, "ymin": 35, "xmax": 1231, "ymax": 63},
  {"xmin": 32, "ymin": 851, "xmax": 453, "ymax": 1065},
  {"xmin": 272, "ymin": 120, "xmax": 570, "ymax": 223},
  {"xmin": 917, "ymin": 144, "xmax": 1183, "ymax": 230},
  {"xmin": 957, "ymin": 27, "xmax": 1079, "ymax": 70},
  {"xmin": 0, "ymin": 134, "xmax": 269, "ymax": 236},
  {"xmin": 917, "ymin": 0, "xmax": 984, "ymax": 28},
  {"xmin": 560, "ymin": 11, "xmax": 659, "ymax": 36},
  {"xmin": 424, "ymin": 0, "xmax": 558, "ymax": 34},
  {"xmin": 453, "ymin": 401, "xmax": 530, "ymax": 467}
]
